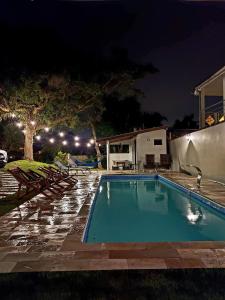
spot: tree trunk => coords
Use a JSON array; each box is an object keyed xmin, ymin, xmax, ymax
[
  {"xmin": 90, "ymin": 122, "xmax": 102, "ymax": 169},
  {"xmin": 24, "ymin": 125, "xmax": 35, "ymax": 160}
]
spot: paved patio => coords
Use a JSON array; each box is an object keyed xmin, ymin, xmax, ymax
[
  {"xmin": 1, "ymin": 171, "xmax": 225, "ymax": 272},
  {"xmin": 0, "ymin": 171, "xmax": 18, "ymax": 200}
]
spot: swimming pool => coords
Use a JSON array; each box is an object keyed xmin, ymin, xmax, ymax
[{"xmin": 84, "ymin": 175, "xmax": 225, "ymax": 243}]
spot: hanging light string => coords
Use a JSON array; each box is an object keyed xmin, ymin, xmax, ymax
[{"xmin": 13, "ymin": 116, "xmax": 99, "ymax": 147}]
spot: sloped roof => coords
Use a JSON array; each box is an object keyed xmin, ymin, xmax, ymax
[
  {"xmin": 97, "ymin": 126, "xmax": 167, "ymax": 144},
  {"xmin": 194, "ymin": 65, "xmax": 225, "ymax": 95}
]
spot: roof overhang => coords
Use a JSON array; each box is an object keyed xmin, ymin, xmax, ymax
[
  {"xmin": 97, "ymin": 126, "xmax": 167, "ymax": 144},
  {"xmin": 194, "ymin": 65, "xmax": 225, "ymax": 97}
]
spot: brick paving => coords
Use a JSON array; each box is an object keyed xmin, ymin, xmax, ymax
[{"xmin": 0, "ymin": 171, "xmax": 225, "ymax": 272}]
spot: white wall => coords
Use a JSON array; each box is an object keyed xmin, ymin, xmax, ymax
[
  {"xmin": 136, "ymin": 129, "xmax": 167, "ymax": 165},
  {"xmin": 109, "ymin": 139, "xmax": 134, "ymax": 169},
  {"xmin": 170, "ymin": 122, "xmax": 225, "ymax": 183}
]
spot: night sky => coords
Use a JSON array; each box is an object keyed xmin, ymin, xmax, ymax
[{"xmin": 1, "ymin": 0, "xmax": 225, "ymax": 124}]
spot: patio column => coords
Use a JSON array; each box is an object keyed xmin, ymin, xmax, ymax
[
  {"xmin": 106, "ymin": 140, "xmax": 110, "ymax": 171},
  {"xmin": 223, "ymin": 76, "xmax": 225, "ymax": 115},
  {"xmin": 199, "ymin": 90, "xmax": 205, "ymax": 129}
]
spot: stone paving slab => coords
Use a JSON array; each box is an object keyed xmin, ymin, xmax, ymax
[
  {"xmin": 0, "ymin": 171, "xmax": 225, "ymax": 272},
  {"xmin": 0, "ymin": 171, "xmax": 18, "ymax": 199}
]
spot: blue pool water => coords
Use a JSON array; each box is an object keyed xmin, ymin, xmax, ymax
[{"xmin": 84, "ymin": 176, "xmax": 225, "ymax": 243}]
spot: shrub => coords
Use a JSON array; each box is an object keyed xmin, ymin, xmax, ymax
[{"xmin": 54, "ymin": 151, "xmax": 68, "ymax": 164}]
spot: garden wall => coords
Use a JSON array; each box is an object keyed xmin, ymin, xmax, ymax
[{"xmin": 170, "ymin": 122, "xmax": 225, "ymax": 183}]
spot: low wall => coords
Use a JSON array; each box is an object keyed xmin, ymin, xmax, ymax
[{"xmin": 170, "ymin": 122, "xmax": 225, "ymax": 183}]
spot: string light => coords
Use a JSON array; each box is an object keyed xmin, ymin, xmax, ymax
[
  {"xmin": 22, "ymin": 129, "xmax": 26, "ymax": 134},
  {"xmin": 75, "ymin": 142, "xmax": 80, "ymax": 147},
  {"xmin": 99, "ymin": 143, "xmax": 101, "ymax": 146},
  {"xmin": 35, "ymin": 135, "xmax": 41, "ymax": 141},
  {"xmin": 30, "ymin": 121, "xmax": 36, "ymax": 126},
  {"xmin": 16, "ymin": 122, "xmax": 23, "ymax": 128},
  {"xmin": 59, "ymin": 132, "xmax": 64, "ymax": 137},
  {"xmin": 49, "ymin": 138, "xmax": 55, "ymax": 143},
  {"xmin": 90, "ymin": 139, "xmax": 95, "ymax": 144},
  {"xmin": 44, "ymin": 127, "xmax": 50, "ymax": 132},
  {"xmin": 74, "ymin": 136, "xmax": 79, "ymax": 141},
  {"xmin": 87, "ymin": 143, "xmax": 91, "ymax": 147},
  {"xmin": 62, "ymin": 140, "xmax": 67, "ymax": 146},
  {"xmin": 11, "ymin": 113, "xmax": 16, "ymax": 118}
]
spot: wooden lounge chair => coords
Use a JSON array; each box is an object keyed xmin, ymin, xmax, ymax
[
  {"xmin": 39, "ymin": 166, "xmax": 78, "ymax": 186},
  {"xmin": 8, "ymin": 167, "xmax": 60, "ymax": 199},
  {"xmin": 144, "ymin": 154, "xmax": 155, "ymax": 169},
  {"xmin": 27, "ymin": 169, "xmax": 68, "ymax": 193},
  {"xmin": 48, "ymin": 165, "xmax": 78, "ymax": 182}
]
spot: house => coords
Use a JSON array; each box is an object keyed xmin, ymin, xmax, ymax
[
  {"xmin": 97, "ymin": 127, "xmax": 169, "ymax": 171},
  {"xmin": 194, "ymin": 65, "xmax": 225, "ymax": 129}
]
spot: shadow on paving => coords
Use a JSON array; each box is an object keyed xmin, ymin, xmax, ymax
[{"xmin": 1, "ymin": 269, "xmax": 225, "ymax": 299}]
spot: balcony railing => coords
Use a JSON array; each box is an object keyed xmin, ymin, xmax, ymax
[{"xmin": 205, "ymin": 100, "xmax": 224, "ymax": 125}]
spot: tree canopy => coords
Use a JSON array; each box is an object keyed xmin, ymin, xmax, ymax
[{"xmin": 173, "ymin": 114, "xmax": 198, "ymax": 129}]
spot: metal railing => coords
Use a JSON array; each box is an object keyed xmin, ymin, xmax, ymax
[{"xmin": 205, "ymin": 100, "xmax": 224, "ymax": 125}]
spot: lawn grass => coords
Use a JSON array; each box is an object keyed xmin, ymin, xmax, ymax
[{"xmin": 4, "ymin": 160, "xmax": 52, "ymax": 174}]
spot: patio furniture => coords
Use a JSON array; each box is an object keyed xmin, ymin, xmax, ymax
[
  {"xmin": 39, "ymin": 166, "xmax": 78, "ymax": 186},
  {"xmin": 67, "ymin": 158, "xmax": 92, "ymax": 174},
  {"xmin": 55, "ymin": 160, "xmax": 92, "ymax": 174},
  {"xmin": 112, "ymin": 160, "xmax": 133, "ymax": 170},
  {"xmin": 160, "ymin": 154, "xmax": 171, "ymax": 169},
  {"xmin": 144, "ymin": 154, "xmax": 155, "ymax": 169},
  {"xmin": 8, "ymin": 167, "xmax": 60, "ymax": 199},
  {"xmin": 25, "ymin": 169, "xmax": 66, "ymax": 194},
  {"xmin": 74, "ymin": 159, "xmax": 100, "ymax": 168}
]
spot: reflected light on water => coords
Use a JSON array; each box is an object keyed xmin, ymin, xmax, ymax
[{"xmin": 187, "ymin": 205, "xmax": 204, "ymax": 224}]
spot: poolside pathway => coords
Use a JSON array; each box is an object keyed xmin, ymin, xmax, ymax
[
  {"xmin": 1, "ymin": 171, "xmax": 225, "ymax": 272},
  {"xmin": 163, "ymin": 172, "xmax": 225, "ymax": 207},
  {"xmin": 0, "ymin": 170, "xmax": 18, "ymax": 200}
]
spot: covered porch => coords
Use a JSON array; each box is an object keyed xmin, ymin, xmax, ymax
[
  {"xmin": 194, "ymin": 66, "xmax": 225, "ymax": 128},
  {"xmin": 101, "ymin": 137, "xmax": 137, "ymax": 171}
]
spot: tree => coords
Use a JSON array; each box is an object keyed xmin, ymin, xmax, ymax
[
  {"xmin": 0, "ymin": 73, "xmax": 102, "ymax": 160},
  {"xmin": 76, "ymin": 48, "xmax": 158, "ymax": 167},
  {"xmin": 102, "ymin": 94, "xmax": 167, "ymax": 133},
  {"xmin": 0, "ymin": 121, "xmax": 24, "ymax": 153},
  {"xmin": 173, "ymin": 114, "xmax": 198, "ymax": 129},
  {"xmin": 140, "ymin": 112, "xmax": 167, "ymax": 128}
]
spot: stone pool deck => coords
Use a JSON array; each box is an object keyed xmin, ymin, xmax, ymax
[{"xmin": 1, "ymin": 171, "xmax": 225, "ymax": 272}]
